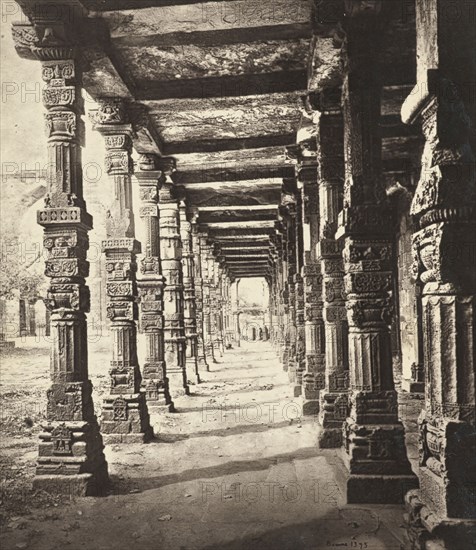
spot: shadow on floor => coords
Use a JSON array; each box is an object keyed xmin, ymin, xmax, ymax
[{"xmin": 108, "ymin": 446, "xmax": 321, "ymax": 495}]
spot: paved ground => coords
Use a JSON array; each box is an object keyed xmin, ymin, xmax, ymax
[{"xmin": 0, "ymin": 339, "xmax": 420, "ymax": 549}]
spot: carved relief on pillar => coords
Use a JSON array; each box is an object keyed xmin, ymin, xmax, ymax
[
  {"xmin": 179, "ymin": 200, "xmax": 200, "ymax": 383},
  {"xmin": 92, "ymin": 100, "xmax": 152, "ymax": 441},
  {"xmin": 402, "ymin": 72, "xmax": 476, "ymax": 523},
  {"xmin": 191, "ymin": 217, "xmax": 209, "ymax": 371},
  {"xmin": 156, "ymin": 160, "xmax": 189, "ymax": 396},
  {"xmin": 12, "ymin": 19, "xmax": 109, "ymax": 494},
  {"xmin": 135, "ymin": 154, "xmax": 173, "ymax": 413}
]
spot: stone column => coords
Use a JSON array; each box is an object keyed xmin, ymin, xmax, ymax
[
  {"xmin": 212, "ymin": 260, "xmax": 225, "ymax": 356},
  {"xmin": 279, "ymin": 195, "xmax": 297, "ymax": 373},
  {"xmin": 316, "ymin": 105, "xmax": 350, "ymax": 447},
  {"xmin": 214, "ymin": 262, "xmax": 225, "ymax": 355},
  {"xmin": 157, "ymin": 159, "xmax": 189, "ymax": 396},
  {"xmin": 12, "ymin": 20, "xmax": 109, "ymax": 494},
  {"xmin": 289, "ymin": 141, "xmax": 325, "ymax": 414},
  {"xmin": 401, "ymin": 1, "xmax": 476, "ymax": 545},
  {"xmin": 231, "ymin": 279, "xmax": 241, "ymax": 347},
  {"xmin": 135, "ymin": 154, "xmax": 174, "ymax": 413},
  {"xmin": 292, "ymin": 187, "xmax": 306, "ymax": 396},
  {"xmin": 200, "ymin": 235, "xmax": 216, "ymax": 364},
  {"xmin": 191, "ymin": 216, "xmax": 209, "ymax": 372},
  {"xmin": 179, "ymin": 200, "xmax": 200, "ymax": 384},
  {"xmin": 92, "ymin": 99, "xmax": 152, "ymax": 443},
  {"xmin": 337, "ymin": 7, "xmax": 416, "ymax": 503}
]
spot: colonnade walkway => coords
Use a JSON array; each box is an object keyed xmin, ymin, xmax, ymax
[{"xmin": 3, "ymin": 340, "xmax": 416, "ymax": 550}]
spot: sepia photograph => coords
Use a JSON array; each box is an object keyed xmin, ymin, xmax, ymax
[{"xmin": 0, "ymin": 0, "xmax": 475, "ymax": 548}]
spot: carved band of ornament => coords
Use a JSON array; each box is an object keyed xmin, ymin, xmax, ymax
[
  {"xmin": 106, "ymin": 281, "xmax": 133, "ymax": 297},
  {"xmin": 44, "ymin": 111, "xmax": 77, "ymax": 139},
  {"xmin": 324, "ymin": 280, "xmax": 346, "ymax": 303},
  {"xmin": 51, "ymin": 424, "xmax": 73, "ymax": 456},
  {"xmin": 346, "ymin": 298, "xmax": 393, "ymax": 327},
  {"xmin": 102, "ymin": 238, "xmax": 138, "ymax": 252},
  {"xmin": 38, "ymin": 207, "xmax": 91, "ymax": 228},
  {"xmin": 43, "ymin": 86, "xmax": 75, "ymax": 108},
  {"xmin": 104, "ymin": 134, "xmax": 128, "ymax": 150},
  {"xmin": 45, "ymin": 258, "xmax": 88, "ymax": 278},
  {"xmin": 107, "ymin": 301, "xmax": 135, "ymax": 321},
  {"xmin": 139, "ymin": 205, "xmax": 158, "ymax": 218},
  {"xmin": 139, "ymin": 187, "xmax": 159, "ymax": 202},
  {"xmin": 345, "ymin": 272, "xmax": 392, "ymax": 294},
  {"xmin": 140, "ymin": 256, "xmax": 161, "ymax": 275},
  {"xmin": 324, "ymin": 305, "xmax": 348, "ymax": 322},
  {"xmin": 95, "ymin": 100, "xmax": 127, "ymax": 125},
  {"xmin": 105, "ymin": 150, "xmax": 132, "ymax": 175},
  {"xmin": 322, "ymin": 259, "xmax": 344, "ymax": 273},
  {"xmin": 46, "ymin": 284, "xmax": 89, "ymax": 312},
  {"xmin": 42, "ymin": 61, "xmax": 75, "ymax": 83}
]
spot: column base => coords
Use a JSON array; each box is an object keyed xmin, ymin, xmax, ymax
[
  {"xmin": 338, "ymin": 417, "xmax": 418, "ymax": 503},
  {"xmin": 401, "ymin": 378, "xmax": 425, "ymax": 394},
  {"xmin": 293, "ymin": 383, "xmax": 302, "ymax": 397},
  {"xmin": 101, "ymin": 392, "xmax": 153, "ymax": 441},
  {"xmin": 168, "ymin": 371, "xmax": 190, "ymax": 396},
  {"xmin": 33, "ymin": 470, "xmax": 109, "ymax": 497},
  {"xmin": 333, "ymin": 448, "xmax": 418, "ymax": 504},
  {"xmin": 302, "ymin": 398, "xmax": 319, "ymax": 416},
  {"xmin": 404, "ymin": 489, "xmax": 476, "ymax": 550},
  {"xmin": 147, "ymin": 402, "xmax": 175, "ymax": 414},
  {"xmin": 317, "ymin": 391, "xmax": 349, "ymax": 448},
  {"xmin": 142, "ymin": 377, "xmax": 174, "ymax": 414},
  {"xmin": 36, "ymin": 420, "xmax": 109, "ymax": 496},
  {"xmin": 186, "ymin": 357, "xmax": 201, "ymax": 385},
  {"xmin": 197, "ymin": 357, "xmax": 209, "ymax": 373}
]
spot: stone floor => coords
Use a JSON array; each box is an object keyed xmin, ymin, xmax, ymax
[{"xmin": 0, "ymin": 339, "xmax": 421, "ymax": 549}]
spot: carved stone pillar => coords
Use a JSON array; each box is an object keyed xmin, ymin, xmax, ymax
[
  {"xmin": 273, "ymin": 228, "xmax": 286, "ymax": 359},
  {"xmin": 191, "ymin": 217, "xmax": 209, "ymax": 371},
  {"xmin": 200, "ymin": 236, "xmax": 216, "ymax": 364},
  {"xmin": 157, "ymin": 159, "xmax": 189, "ymax": 396},
  {"xmin": 336, "ymin": 7, "xmax": 416, "ymax": 503},
  {"xmin": 315, "ymin": 106, "xmax": 350, "ymax": 447},
  {"xmin": 135, "ymin": 154, "xmax": 174, "ymax": 414},
  {"xmin": 279, "ymin": 192, "xmax": 297, "ymax": 373},
  {"xmin": 288, "ymin": 141, "xmax": 325, "ymax": 413},
  {"xmin": 179, "ymin": 201, "xmax": 200, "ymax": 384},
  {"xmin": 292, "ymin": 188, "xmax": 306, "ymax": 397},
  {"xmin": 231, "ymin": 279, "xmax": 241, "ymax": 347},
  {"xmin": 12, "ymin": 19, "xmax": 109, "ymax": 495},
  {"xmin": 92, "ymin": 100, "xmax": 152, "ymax": 443},
  {"xmin": 214, "ymin": 262, "xmax": 225, "ymax": 355},
  {"xmin": 401, "ymin": 1, "xmax": 476, "ymax": 545},
  {"xmin": 211, "ymin": 259, "xmax": 224, "ymax": 357}
]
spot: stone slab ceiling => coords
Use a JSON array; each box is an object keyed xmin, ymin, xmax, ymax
[{"xmin": 52, "ymin": 0, "xmax": 417, "ymax": 277}]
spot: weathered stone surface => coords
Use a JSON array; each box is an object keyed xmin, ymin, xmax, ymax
[{"xmin": 116, "ymin": 40, "xmax": 309, "ymax": 81}]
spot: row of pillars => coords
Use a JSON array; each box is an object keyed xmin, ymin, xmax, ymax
[
  {"xmin": 11, "ymin": 2, "xmax": 475, "ymax": 546},
  {"xmin": 265, "ymin": 4, "xmax": 475, "ymax": 548},
  {"xmin": 25, "ymin": 43, "xmax": 241, "ymax": 494}
]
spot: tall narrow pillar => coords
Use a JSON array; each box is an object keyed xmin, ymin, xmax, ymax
[
  {"xmin": 179, "ymin": 200, "xmax": 200, "ymax": 384},
  {"xmin": 135, "ymin": 154, "xmax": 174, "ymax": 413},
  {"xmin": 200, "ymin": 235, "xmax": 216, "ymax": 364},
  {"xmin": 336, "ymin": 6, "xmax": 416, "ymax": 503},
  {"xmin": 191, "ymin": 216, "xmax": 209, "ymax": 371},
  {"xmin": 279, "ymin": 191, "xmax": 297, "ymax": 373},
  {"xmin": 12, "ymin": 19, "xmax": 109, "ymax": 494},
  {"xmin": 316, "ymin": 103, "xmax": 350, "ymax": 447},
  {"xmin": 288, "ymin": 141, "xmax": 325, "ymax": 413},
  {"xmin": 232, "ymin": 279, "xmax": 241, "ymax": 347},
  {"xmin": 401, "ymin": 1, "xmax": 476, "ymax": 546},
  {"xmin": 92, "ymin": 100, "xmax": 152, "ymax": 443},
  {"xmin": 157, "ymin": 159, "xmax": 189, "ymax": 396}
]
